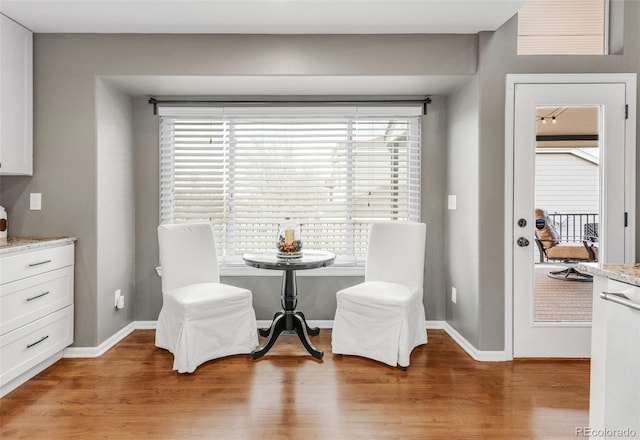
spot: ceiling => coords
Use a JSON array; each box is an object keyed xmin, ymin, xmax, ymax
[
  {"xmin": 0, "ymin": 1, "xmax": 526, "ymax": 96},
  {"xmin": 0, "ymin": 0, "xmax": 526, "ymax": 34},
  {"xmin": 536, "ymin": 107, "xmax": 599, "ymax": 148}
]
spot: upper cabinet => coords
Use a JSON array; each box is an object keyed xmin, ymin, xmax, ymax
[{"xmin": 0, "ymin": 14, "xmax": 33, "ymax": 176}]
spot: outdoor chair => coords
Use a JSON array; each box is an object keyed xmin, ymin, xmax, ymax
[{"xmin": 534, "ymin": 208, "xmax": 598, "ymax": 281}]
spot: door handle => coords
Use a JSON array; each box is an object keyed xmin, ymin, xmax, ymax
[{"xmin": 517, "ymin": 237, "xmax": 530, "ymax": 247}]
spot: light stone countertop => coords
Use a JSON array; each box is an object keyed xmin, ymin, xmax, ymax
[
  {"xmin": 577, "ymin": 262, "xmax": 640, "ymax": 287},
  {"xmin": 0, "ymin": 236, "xmax": 77, "ymax": 255}
]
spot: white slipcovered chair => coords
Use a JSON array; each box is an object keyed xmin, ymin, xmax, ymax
[
  {"xmin": 156, "ymin": 222, "xmax": 258, "ymax": 373},
  {"xmin": 331, "ymin": 221, "xmax": 427, "ymax": 367}
]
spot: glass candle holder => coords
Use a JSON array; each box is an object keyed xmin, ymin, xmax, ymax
[{"xmin": 277, "ymin": 220, "xmax": 302, "ymax": 256}]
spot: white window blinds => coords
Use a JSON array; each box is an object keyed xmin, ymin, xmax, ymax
[{"xmin": 159, "ymin": 106, "xmax": 421, "ymax": 263}]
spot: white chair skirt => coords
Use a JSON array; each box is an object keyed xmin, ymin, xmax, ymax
[
  {"xmin": 155, "ymin": 282, "xmax": 258, "ymax": 373},
  {"xmin": 331, "ymin": 281, "xmax": 427, "ymax": 367}
]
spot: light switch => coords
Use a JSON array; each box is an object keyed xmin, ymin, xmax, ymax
[
  {"xmin": 448, "ymin": 195, "xmax": 457, "ymax": 210},
  {"xmin": 30, "ymin": 193, "xmax": 42, "ymax": 211}
]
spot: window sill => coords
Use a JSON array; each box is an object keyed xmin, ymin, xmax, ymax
[
  {"xmin": 220, "ymin": 263, "xmax": 364, "ymax": 277},
  {"xmin": 155, "ymin": 263, "xmax": 365, "ymax": 278}
]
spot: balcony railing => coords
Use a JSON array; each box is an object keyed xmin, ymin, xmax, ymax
[
  {"xmin": 547, "ymin": 212, "xmax": 599, "ymax": 243},
  {"xmin": 533, "ymin": 212, "xmax": 598, "ymax": 264}
]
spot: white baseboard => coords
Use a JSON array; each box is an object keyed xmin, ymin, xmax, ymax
[
  {"xmin": 443, "ymin": 322, "xmax": 508, "ymax": 362},
  {"xmin": 62, "ymin": 319, "xmax": 507, "ymax": 362},
  {"xmin": 64, "ymin": 322, "xmax": 137, "ymax": 358},
  {"xmin": 425, "ymin": 320, "xmax": 445, "ymax": 329}
]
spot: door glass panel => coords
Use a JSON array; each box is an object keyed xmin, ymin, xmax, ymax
[{"xmin": 533, "ymin": 106, "xmax": 600, "ymax": 323}]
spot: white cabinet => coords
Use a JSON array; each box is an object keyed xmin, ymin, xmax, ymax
[
  {"xmin": 0, "ymin": 243, "xmax": 74, "ymax": 397},
  {"xmin": 0, "ymin": 14, "xmax": 33, "ymax": 176},
  {"xmin": 590, "ymin": 276, "xmax": 640, "ymax": 439}
]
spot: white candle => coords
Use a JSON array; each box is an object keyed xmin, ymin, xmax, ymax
[{"xmin": 284, "ymin": 229, "xmax": 295, "ymax": 244}]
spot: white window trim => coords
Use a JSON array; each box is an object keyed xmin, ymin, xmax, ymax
[
  {"xmin": 219, "ymin": 259, "xmax": 366, "ymax": 277},
  {"xmin": 156, "ymin": 260, "xmax": 365, "ymax": 278}
]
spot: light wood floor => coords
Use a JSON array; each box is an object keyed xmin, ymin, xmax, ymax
[{"xmin": 0, "ymin": 330, "xmax": 590, "ymax": 439}]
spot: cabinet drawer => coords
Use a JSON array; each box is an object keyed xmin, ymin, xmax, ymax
[
  {"xmin": 0, "ymin": 244, "xmax": 74, "ymax": 285},
  {"xmin": 607, "ymin": 279, "xmax": 640, "ymax": 303},
  {"xmin": 0, "ymin": 306, "xmax": 73, "ymax": 387},
  {"xmin": 0, "ymin": 266, "xmax": 74, "ymax": 335}
]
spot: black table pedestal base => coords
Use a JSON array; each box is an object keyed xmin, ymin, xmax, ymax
[
  {"xmin": 252, "ymin": 311, "xmax": 323, "ymax": 360},
  {"xmin": 251, "ymin": 269, "xmax": 323, "ymax": 360}
]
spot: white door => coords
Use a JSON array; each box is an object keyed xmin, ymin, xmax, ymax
[{"xmin": 510, "ymin": 78, "xmax": 635, "ymax": 357}]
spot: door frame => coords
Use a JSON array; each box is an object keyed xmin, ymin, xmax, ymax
[{"xmin": 504, "ymin": 73, "xmax": 636, "ymax": 360}]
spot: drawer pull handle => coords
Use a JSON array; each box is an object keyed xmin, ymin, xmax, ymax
[
  {"xmin": 26, "ymin": 335, "xmax": 49, "ymax": 349},
  {"xmin": 29, "ymin": 259, "xmax": 52, "ymax": 267},
  {"xmin": 26, "ymin": 291, "xmax": 50, "ymax": 302},
  {"xmin": 600, "ymin": 292, "xmax": 640, "ymax": 311}
]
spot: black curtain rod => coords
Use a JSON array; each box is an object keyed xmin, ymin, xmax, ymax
[{"xmin": 148, "ymin": 97, "xmax": 432, "ymax": 116}]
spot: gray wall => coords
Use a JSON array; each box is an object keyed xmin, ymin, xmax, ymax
[
  {"xmin": 421, "ymin": 96, "xmax": 447, "ymax": 320},
  {"xmin": 132, "ymin": 97, "xmax": 161, "ymax": 322},
  {"xmin": 96, "ymin": 79, "xmax": 135, "ymax": 342},
  {"xmin": 1, "ymin": 33, "xmax": 467, "ymax": 346},
  {"xmin": 443, "ymin": 1, "xmax": 640, "ymax": 351},
  {"xmin": 446, "ymin": 77, "xmax": 480, "ymax": 347},
  {"xmin": 0, "ymin": 36, "xmax": 100, "ymax": 346}
]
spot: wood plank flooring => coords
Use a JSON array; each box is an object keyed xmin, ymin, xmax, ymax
[{"xmin": 0, "ymin": 330, "xmax": 590, "ymax": 439}]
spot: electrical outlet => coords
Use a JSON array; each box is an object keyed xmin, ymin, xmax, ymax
[
  {"xmin": 114, "ymin": 289, "xmax": 121, "ymax": 308},
  {"xmin": 451, "ymin": 286, "xmax": 457, "ymax": 304}
]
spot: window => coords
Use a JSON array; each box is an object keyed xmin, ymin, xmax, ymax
[
  {"xmin": 517, "ymin": 0, "xmax": 608, "ymax": 55},
  {"xmin": 159, "ymin": 105, "xmax": 421, "ymax": 268}
]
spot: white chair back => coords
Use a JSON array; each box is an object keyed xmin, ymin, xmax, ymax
[
  {"xmin": 158, "ymin": 222, "xmax": 221, "ymax": 292},
  {"xmin": 364, "ymin": 221, "xmax": 426, "ymax": 288}
]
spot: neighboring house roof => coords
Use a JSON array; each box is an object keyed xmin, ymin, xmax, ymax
[{"xmin": 535, "ymin": 148, "xmax": 599, "ymax": 165}]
